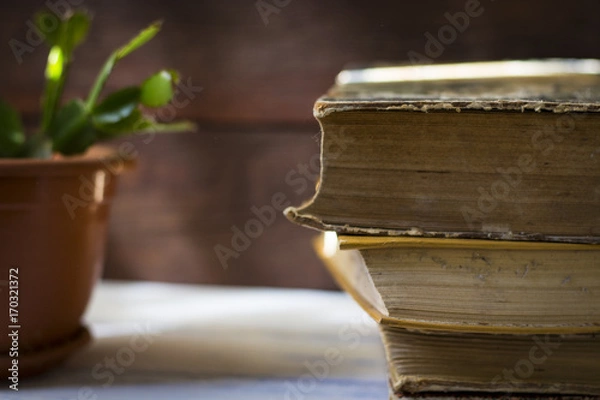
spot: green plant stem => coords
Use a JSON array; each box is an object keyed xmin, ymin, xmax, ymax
[
  {"xmin": 86, "ymin": 55, "xmax": 116, "ymax": 110},
  {"xmin": 138, "ymin": 121, "xmax": 197, "ymax": 134}
]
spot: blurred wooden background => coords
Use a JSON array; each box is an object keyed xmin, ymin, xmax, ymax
[{"xmin": 1, "ymin": 0, "xmax": 599, "ymax": 288}]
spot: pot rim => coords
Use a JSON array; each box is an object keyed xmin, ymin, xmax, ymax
[{"xmin": 0, "ymin": 145, "xmax": 136, "ymax": 176}]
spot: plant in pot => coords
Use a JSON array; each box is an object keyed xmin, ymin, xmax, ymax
[{"xmin": 0, "ymin": 10, "xmax": 194, "ymax": 378}]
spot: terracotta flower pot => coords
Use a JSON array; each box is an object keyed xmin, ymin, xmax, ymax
[{"xmin": 0, "ymin": 146, "xmax": 134, "ymax": 378}]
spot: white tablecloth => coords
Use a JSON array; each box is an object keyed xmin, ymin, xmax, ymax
[{"xmin": 5, "ymin": 281, "xmax": 388, "ymax": 399}]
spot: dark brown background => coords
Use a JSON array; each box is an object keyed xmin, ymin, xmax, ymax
[{"xmin": 1, "ymin": 0, "xmax": 599, "ymax": 288}]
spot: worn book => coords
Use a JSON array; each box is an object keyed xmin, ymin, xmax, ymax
[
  {"xmin": 315, "ymin": 233, "xmax": 600, "ymax": 396},
  {"xmin": 317, "ymin": 232, "xmax": 600, "ymax": 334},
  {"xmin": 380, "ymin": 323, "xmax": 600, "ymax": 396},
  {"xmin": 286, "ymin": 59, "xmax": 600, "ymax": 244}
]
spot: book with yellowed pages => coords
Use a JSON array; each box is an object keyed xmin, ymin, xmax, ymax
[
  {"xmin": 321, "ymin": 233, "xmax": 600, "ymax": 334},
  {"xmin": 286, "ymin": 60, "xmax": 600, "ymax": 397},
  {"xmin": 285, "ymin": 59, "xmax": 600, "ymax": 244},
  {"xmin": 380, "ymin": 324, "xmax": 599, "ymax": 397},
  {"xmin": 314, "ymin": 233, "xmax": 600, "ymax": 396}
]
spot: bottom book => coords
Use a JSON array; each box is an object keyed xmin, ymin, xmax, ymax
[
  {"xmin": 314, "ymin": 232, "xmax": 600, "ymax": 396},
  {"xmin": 380, "ymin": 324, "xmax": 599, "ymax": 396}
]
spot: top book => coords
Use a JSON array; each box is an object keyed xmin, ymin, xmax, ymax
[{"xmin": 286, "ymin": 59, "xmax": 600, "ymax": 244}]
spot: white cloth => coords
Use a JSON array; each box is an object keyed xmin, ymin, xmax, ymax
[{"xmin": 6, "ymin": 281, "xmax": 388, "ymax": 399}]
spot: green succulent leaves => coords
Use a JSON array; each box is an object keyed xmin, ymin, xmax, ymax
[
  {"xmin": 91, "ymin": 69, "xmax": 180, "ymax": 139},
  {"xmin": 141, "ymin": 70, "xmax": 178, "ymax": 108},
  {"xmin": 39, "ymin": 11, "xmax": 91, "ymax": 133},
  {"xmin": 0, "ymin": 12, "xmax": 195, "ymax": 159},
  {"xmin": 34, "ymin": 11, "xmax": 91, "ymax": 55},
  {"xmin": 93, "ymin": 69, "xmax": 179, "ymax": 127},
  {"xmin": 86, "ymin": 20, "xmax": 163, "ymax": 109},
  {"xmin": 62, "ymin": 12, "xmax": 91, "ymax": 54},
  {"xmin": 45, "ymin": 46, "xmax": 65, "ymax": 80},
  {"xmin": 51, "ymin": 67, "xmax": 185, "ymax": 153},
  {"xmin": 93, "ymin": 87, "xmax": 142, "ymax": 125},
  {"xmin": 0, "ymin": 101, "xmax": 26, "ymax": 157},
  {"xmin": 49, "ymin": 99, "xmax": 95, "ymax": 155},
  {"xmin": 91, "ymin": 86, "xmax": 150, "ymax": 138},
  {"xmin": 50, "ymin": 68, "xmax": 182, "ymax": 153},
  {"xmin": 115, "ymin": 20, "xmax": 162, "ymax": 60}
]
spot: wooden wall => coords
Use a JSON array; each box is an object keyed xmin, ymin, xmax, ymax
[{"xmin": 1, "ymin": 0, "xmax": 599, "ymax": 288}]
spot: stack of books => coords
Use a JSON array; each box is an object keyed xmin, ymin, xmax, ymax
[{"xmin": 285, "ymin": 59, "xmax": 600, "ymax": 398}]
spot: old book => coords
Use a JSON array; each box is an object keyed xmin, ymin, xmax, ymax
[
  {"xmin": 389, "ymin": 395, "xmax": 596, "ymax": 400},
  {"xmin": 380, "ymin": 323, "xmax": 600, "ymax": 396},
  {"xmin": 314, "ymin": 233, "xmax": 600, "ymax": 395},
  {"xmin": 317, "ymin": 232, "xmax": 600, "ymax": 334},
  {"xmin": 286, "ymin": 59, "xmax": 600, "ymax": 244}
]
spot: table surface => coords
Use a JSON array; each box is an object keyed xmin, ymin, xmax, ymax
[{"xmin": 4, "ymin": 281, "xmax": 389, "ymax": 399}]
